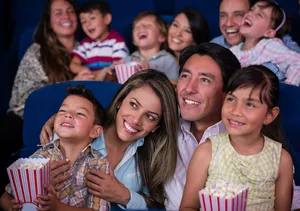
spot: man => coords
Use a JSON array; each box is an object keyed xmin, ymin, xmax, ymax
[
  {"xmin": 211, "ymin": 0, "xmax": 300, "ymax": 81},
  {"xmin": 164, "ymin": 43, "xmax": 241, "ymax": 210}
]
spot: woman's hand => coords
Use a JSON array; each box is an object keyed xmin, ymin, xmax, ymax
[
  {"xmin": 73, "ymin": 68, "xmax": 95, "ymax": 81},
  {"xmin": 86, "ymin": 166, "xmax": 130, "ymax": 206},
  {"xmin": 39, "ymin": 114, "xmax": 56, "ymax": 145},
  {"xmin": 50, "ymin": 159, "xmax": 71, "ymax": 192}
]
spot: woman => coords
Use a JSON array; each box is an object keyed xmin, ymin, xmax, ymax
[
  {"xmin": 39, "ymin": 70, "xmax": 179, "ymax": 209},
  {"xmin": 0, "ymin": 0, "xmax": 94, "ymax": 193},
  {"xmin": 168, "ymin": 7, "xmax": 211, "ymax": 63}
]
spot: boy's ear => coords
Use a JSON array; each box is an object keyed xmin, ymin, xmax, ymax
[
  {"xmin": 264, "ymin": 106, "xmax": 279, "ymax": 125},
  {"xmin": 158, "ymin": 34, "xmax": 166, "ymax": 43},
  {"xmin": 104, "ymin": 13, "xmax": 112, "ymax": 26},
  {"xmin": 264, "ymin": 29, "xmax": 276, "ymax": 38},
  {"xmin": 90, "ymin": 125, "xmax": 103, "ymax": 139}
]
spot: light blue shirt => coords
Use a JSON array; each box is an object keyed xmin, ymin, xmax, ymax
[
  {"xmin": 92, "ymin": 133, "xmax": 147, "ymax": 210},
  {"xmin": 210, "ymin": 34, "xmax": 300, "ymax": 82}
]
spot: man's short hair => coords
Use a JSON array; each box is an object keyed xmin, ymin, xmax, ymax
[{"xmin": 179, "ymin": 43, "xmax": 241, "ymax": 91}]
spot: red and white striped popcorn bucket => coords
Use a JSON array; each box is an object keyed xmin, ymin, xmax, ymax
[
  {"xmin": 199, "ymin": 187, "xmax": 248, "ymax": 211},
  {"xmin": 7, "ymin": 158, "xmax": 50, "ymax": 211},
  {"xmin": 115, "ymin": 62, "xmax": 140, "ymax": 84}
]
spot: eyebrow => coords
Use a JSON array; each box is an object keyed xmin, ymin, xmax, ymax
[
  {"xmin": 181, "ymin": 68, "xmax": 216, "ymax": 79},
  {"xmin": 61, "ymin": 104, "xmax": 90, "ymax": 113},
  {"xmin": 228, "ymin": 93, "xmax": 261, "ymax": 103},
  {"xmin": 132, "ymin": 98, "xmax": 160, "ymax": 117}
]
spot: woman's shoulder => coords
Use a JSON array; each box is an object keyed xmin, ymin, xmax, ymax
[{"xmin": 23, "ymin": 43, "xmax": 41, "ymax": 58}]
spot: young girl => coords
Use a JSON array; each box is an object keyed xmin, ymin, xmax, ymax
[
  {"xmin": 180, "ymin": 65, "xmax": 293, "ymax": 211},
  {"xmin": 230, "ymin": 0, "xmax": 300, "ymax": 86}
]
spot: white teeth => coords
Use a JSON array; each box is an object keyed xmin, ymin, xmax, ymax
[
  {"xmin": 230, "ymin": 120, "xmax": 242, "ymax": 125},
  {"xmin": 124, "ymin": 121, "xmax": 137, "ymax": 133},
  {"xmin": 226, "ymin": 29, "xmax": 238, "ymax": 33},
  {"xmin": 61, "ymin": 22, "xmax": 72, "ymax": 27},
  {"xmin": 184, "ymin": 99, "xmax": 200, "ymax": 105},
  {"xmin": 61, "ymin": 122, "xmax": 73, "ymax": 127},
  {"xmin": 172, "ymin": 38, "xmax": 182, "ymax": 44}
]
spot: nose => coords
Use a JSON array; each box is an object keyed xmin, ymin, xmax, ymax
[
  {"xmin": 174, "ymin": 28, "xmax": 182, "ymax": 37},
  {"xmin": 185, "ymin": 79, "xmax": 198, "ymax": 94},
  {"xmin": 231, "ymin": 103, "xmax": 243, "ymax": 116},
  {"xmin": 225, "ymin": 16, "xmax": 234, "ymax": 27},
  {"xmin": 64, "ymin": 112, "xmax": 73, "ymax": 119},
  {"xmin": 133, "ymin": 113, "xmax": 142, "ymax": 126}
]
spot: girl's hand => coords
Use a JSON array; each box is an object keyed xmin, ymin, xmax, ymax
[
  {"xmin": 86, "ymin": 166, "xmax": 130, "ymax": 206},
  {"xmin": 36, "ymin": 184, "xmax": 61, "ymax": 211},
  {"xmin": 10, "ymin": 198, "xmax": 23, "ymax": 211},
  {"xmin": 39, "ymin": 114, "xmax": 56, "ymax": 145},
  {"xmin": 137, "ymin": 60, "xmax": 149, "ymax": 70},
  {"xmin": 50, "ymin": 159, "xmax": 71, "ymax": 192},
  {"xmin": 73, "ymin": 68, "xmax": 95, "ymax": 81}
]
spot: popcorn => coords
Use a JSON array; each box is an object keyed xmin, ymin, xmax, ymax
[
  {"xmin": 199, "ymin": 181, "xmax": 248, "ymax": 211},
  {"xmin": 7, "ymin": 158, "xmax": 50, "ymax": 211},
  {"xmin": 19, "ymin": 162, "xmax": 45, "ymax": 169}
]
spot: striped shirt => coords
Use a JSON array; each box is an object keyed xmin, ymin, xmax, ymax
[
  {"xmin": 230, "ymin": 38, "xmax": 300, "ymax": 86},
  {"xmin": 72, "ymin": 30, "xmax": 129, "ymax": 71},
  {"xmin": 6, "ymin": 139, "xmax": 110, "ymax": 211},
  {"xmin": 206, "ymin": 133, "xmax": 282, "ymax": 211}
]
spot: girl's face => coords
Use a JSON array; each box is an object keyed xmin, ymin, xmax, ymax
[
  {"xmin": 115, "ymin": 85, "xmax": 162, "ymax": 143},
  {"xmin": 222, "ymin": 87, "xmax": 278, "ymax": 139},
  {"xmin": 168, "ymin": 13, "xmax": 194, "ymax": 55},
  {"xmin": 50, "ymin": 0, "xmax": 78, "ymax": 38},
  {"xmin": 239, "ymin": 2, "xmax": 275, "ymax": 40}
]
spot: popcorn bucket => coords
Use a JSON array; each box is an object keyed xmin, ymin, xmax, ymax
[
  {"xmin": 115, "ymin": 62, "xmax": 140, "ymax": 84},
  {"xmin": 7, "ymin": 158, "xmax": 50, "ymax": 211},
  {"xmin": 199, "ymin": 186, "xmax": 248, "ymax": 211}
]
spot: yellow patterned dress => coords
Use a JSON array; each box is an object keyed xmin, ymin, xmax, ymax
[{"xmin": 205, "ymin": 133, "xmax": 282, "ymax": 211}]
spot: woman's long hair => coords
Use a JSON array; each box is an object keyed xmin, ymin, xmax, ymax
[
  {"xmin": 34, "ymin": 0, "xmax": 76, "ymax": 83},
  {"xmin": 105, "ymin": 70, "xmax": 179, "ymax": 208}
]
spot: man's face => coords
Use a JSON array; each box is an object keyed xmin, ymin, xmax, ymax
[
  {"xmin": 219, "ymin": 0, "xmax": 249, "ymax": 46},
  {"xmin": 177, "ymin": 55, "xmax": 225, "ymax": 125}
]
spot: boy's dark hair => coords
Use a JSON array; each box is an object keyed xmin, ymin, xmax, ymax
[
  {"xmin": 66, "ymin": 85, "xmax": 105, "ymax": 125},
  {"xmin": 179, "ymin": 43, "xmax": 241, "ymax": 91},
  {"xmin": 225, "ymin": 65, "xmax": 286, "ymax": 149},
  {"xmin": 79, "ymin": 0, "xmax": 111, "ymax": 16}
]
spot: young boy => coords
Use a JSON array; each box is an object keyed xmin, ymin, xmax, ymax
[
  {"xmin": 229, "ymin": 0, "xmax": 300, "ymax": 86},
  {"xmin": 0, "ymin": 85, "xmax": 109, "ymax": 211},
  {"xmin": 122, "ymin": 11, "xmax": 179, "ymax": 82},
  {"xmin": 70, "ymin": 1, "xmax": 129, "ymax": 81}
]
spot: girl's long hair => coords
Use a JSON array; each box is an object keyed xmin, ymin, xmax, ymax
[
  {"xmin": 105, "ymin": 70, "xmax": 178, "ymax": 208},
  {"xmin": 34, "ymin": 0, "xmax": 76, "ymax": 83}
]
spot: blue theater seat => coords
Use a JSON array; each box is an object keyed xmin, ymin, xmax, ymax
[
  {"xmin": 279, "ymin": 83, "xmax": 300, "ymax": 184},
  {"xmin": 21, "ymin": 81, "xmax": 121, "ymax": 158}
]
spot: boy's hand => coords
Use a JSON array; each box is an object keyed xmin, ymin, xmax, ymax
[
  {"xmin": 50, "ymin": 159, "xmax": 72, "ymax": 191},
  {"xmin": 10, "ymin": 198, "xmax": 23, "ymax": 211},
  {"xmin": 73, "ymin": 68, "xmax": 95, "ymax": 81},
  {"xmin": 86, "ymin": 166, "xmax": 130, "ymax": 206},
  {"xmin": 36, "ymin": 184, "xmax": 61, "ymax": 211},
  {"xmin": 137, "ymin": 60, "xmax": 149, "ymax": 70}
]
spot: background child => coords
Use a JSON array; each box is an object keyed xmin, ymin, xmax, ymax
[
  {"xmin": 230, "ymin": 0, "xmax": 300, "ymax": 86},
  {"xmin": 0, "ymin": 85, "xmax": 109, "ymax": 211},
  {"xmin": 70, "ymin": 1, "xmax": 129, "ymax": 81},
  {"xmin": 122, "ymin": 11, "xmax": 179, "ymax": 82},
  {"xmin": 180, "ymin": 65, "xmax": 293, "ymax": 211}
]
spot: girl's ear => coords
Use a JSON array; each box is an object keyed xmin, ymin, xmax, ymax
[
  {"xmin": 264, "ymin": 106, "xmax": 280, "ymax": 125},
  {"xmin": 264, "ymin": 29, "xmax": 276, "ymax": 38},
  {"xmin": 90, "ymin": 125, "xmax": 103, "ymax": 139}
]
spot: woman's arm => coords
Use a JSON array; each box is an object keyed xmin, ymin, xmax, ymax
[
  {"xmin": 179, "ymin": 141, "xmax": 212, "ymax": 211},
  {"xmin": 70, "ymin": 56, "xmax": 90, "ymax": 74},
  {"xmin": 275, "ymin": 149, "xmax": 293, "ymax": 211}
]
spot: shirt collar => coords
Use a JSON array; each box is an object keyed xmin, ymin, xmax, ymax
[{"xmin": 131, "ymin": 50, "xmax": 166, "ymax": 61}]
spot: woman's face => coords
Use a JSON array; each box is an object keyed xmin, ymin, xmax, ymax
[
  {"xmin": 168, "ymin": 13, "xmax": 195, "ymax": 55},
  {"xmin": 115, "ymin": 85, "xmax": 162, "ymax": 143},
  {"xmin": 50, "ymin": 0, "xmax": 78, "ymax": 38}
]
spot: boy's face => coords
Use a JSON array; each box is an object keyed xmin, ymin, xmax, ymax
[
  {"xmin": 80, "ymin": 10, "xmax": 111, "ymax": 41},
  {"xmin": 54, "ymin": 95, "xmax": 101, "ymax": 141},
  {"xmin": 133, "ymin": 15, "xmax": 166, "ymax": 50},
  {"xmin": 239, "ymin": 2, "xmax": 275, "ymax": 39}
]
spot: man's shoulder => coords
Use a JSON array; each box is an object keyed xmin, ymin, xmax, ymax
[{"xmin": 210, "ymin": 35, "xmax": 229, "ymax": 48}]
